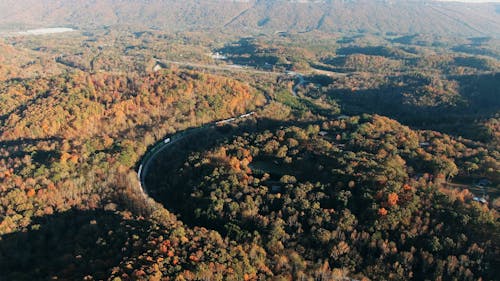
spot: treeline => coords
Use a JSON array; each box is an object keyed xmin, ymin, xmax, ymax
[{"xmin": 320, "ymin": 51, "xmax": 498, "ymax": 75}]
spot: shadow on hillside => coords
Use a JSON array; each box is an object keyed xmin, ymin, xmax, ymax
[
  {"xmin": 0, "ymin": 137, "xmax": 62, "ymax": 147},
  {"xmin": 0, "ymin": 89, "xmax": 53, "ymax": 123},
  {"xmin": 328, "ymin": 73, "xmax": 499, "ymax": 142},
  {"xmin": 141, "ymin": 117, "xmax": 323, "ymax": 177},
  {"xmin": 0, "ymin": 137, "xmax": 64, "ymax": 166},
  {"xmin": 143, "ymin": 118, "xmax": 322, "ymax": 229},
  {"xmin": 0, "ymin": 209, "xmax": 150, "ymax": 281}
]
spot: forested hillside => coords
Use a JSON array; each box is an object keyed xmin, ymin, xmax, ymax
[
  {"xmin": 0, "ymin": 42, "xmax": 67, "ymax": 79},
  {"xmin": 0, "ymin": 10, "xmax": 498, "ymax": 281},
  {"xmin": 0, "ymin": 0, "xmax": 499, "ymax": 37},
  {"xmin": 0, "ymin": 70, "xmax": 264, "ymax": 234},
  {"xmin": 148, "ymin": 116, "xmax": 498, "ymax": 280}
]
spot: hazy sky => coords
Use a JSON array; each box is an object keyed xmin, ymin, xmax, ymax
[{"xmin": 437, "ymin": 0, "xmax": 500, "ymax": 2}]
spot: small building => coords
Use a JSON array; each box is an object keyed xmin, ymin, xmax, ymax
[
  {"xmin": 153, "ymin": 64, "xmax": 163, "ymax": 72},
  {"xmin": 419, "ymin": 142, "xmax": 430, "ymax": 147},
  {"xmin": 211, "ymin": 52, "xmax": 227, "ymax": 60},
  {"xmin": 262, "ymin": 62, "xmax": 273, "ymax": 70},
  {"xmin": 473, "ymin": 197, "xmax": 488, "ymax": 204},
  {"xmin": 319, "ymin": 131, "xmax": 328, "ymax": 137}
]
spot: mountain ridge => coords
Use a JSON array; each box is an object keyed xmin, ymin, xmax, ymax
[{"xmin": 0, "ymin": 0, "xmax": 499, "ymax": 37}]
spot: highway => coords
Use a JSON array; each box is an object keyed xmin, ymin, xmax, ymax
[
  {"xmin": 137, "ymin": 112, "xmax": 255, "ymax": 194},
  {"xmin": 159, "ymin": 59, "xmax": 282, "ymax": 76},
  {"xmin": 135, "ymin": 63, "xmax": 361, "ymax": 281},
  {"xmin": 137, "ymin": 61, "xmax": 314, "ymax": 194}
]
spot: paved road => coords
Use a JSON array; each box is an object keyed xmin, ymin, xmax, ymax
[
  {"xmin": 136, "ymin": 61, "xmax": 362, "ymax": 281},
  {"xmin": 160, "ymin": 59, "xmax": 282, "ymax": 76},
  {"xmin": 137, "ymin": 61, "xmax": 310, "ymax": 194},
  {"xmin": 138, "ymin": 113, "xmax": 255, "ymax": 194}
]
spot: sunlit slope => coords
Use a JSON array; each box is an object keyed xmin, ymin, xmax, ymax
[{"xmin": 0, "ymin": 0, "xmax": 499, "ymax": 37}]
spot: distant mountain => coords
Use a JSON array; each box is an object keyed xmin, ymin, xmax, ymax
[{"xmin": 1, "ymin": 0, "xmax": 499, "ymax": 37}]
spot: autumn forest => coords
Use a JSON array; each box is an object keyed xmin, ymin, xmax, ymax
[{"xmin": 0, "ymin": 1, "xmax": 499, "ymax": 280}]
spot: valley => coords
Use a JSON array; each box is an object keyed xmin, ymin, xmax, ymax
[{"xmin": 0, "ymin": 1, "xmax": 498, "ymax": 280}]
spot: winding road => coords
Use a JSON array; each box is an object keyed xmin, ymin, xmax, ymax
[
  {"xmin": 137, "ymin": 62, "xmax": 321, "ymax": 194},
  {"xmin": 135, "ymin": 62, "xmax": 360, "ymax": 281},
  {"xmin": 137, "ymin": 112, "xmax": 255, "ymax": 194}
]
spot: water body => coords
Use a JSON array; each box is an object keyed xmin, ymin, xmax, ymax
[{"xmin": 17, "ymin": 27, "xmax": 75, "ymax": 35}]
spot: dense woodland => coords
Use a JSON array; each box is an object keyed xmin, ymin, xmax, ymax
[
  {"xmin": 0, "ymin": 68, "xmax": 265, "ymax": 235},
  {"xmin": 147, "ymin": 115, "xmax": 498, "ymax": 280},
  {"xmin": 0, "ymin": 25, "xmax": 498, "ymax": 280}
]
